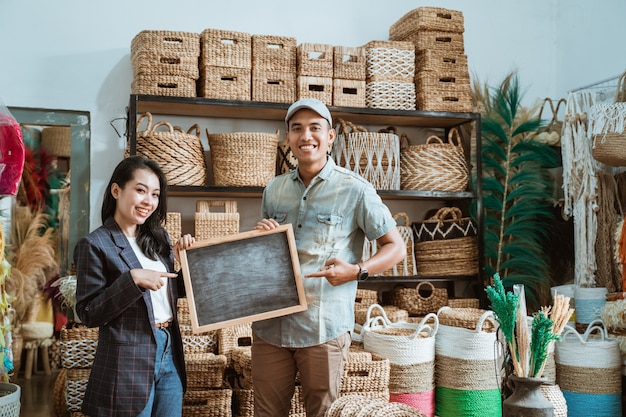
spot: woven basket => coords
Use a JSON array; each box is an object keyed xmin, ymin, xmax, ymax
[
  {"xmin": 393, "ymin": 29, "xmax": 465, "ymax": 53},
  {"xmin": 389, "ymin": 7, "xmax": 465, "ymax": 39},
  {"xmin": 389, "ymin": 282, "xmax": 448, "ymax": 316},
  {"xmin": 183, "ymin": 389, "xmax": 233, "ymax": 416},
  {"xmin": 65, "ymin": 368, "xmax": 90, "ymax": 411},
  {"xmin": 447, "ymin": 298, "xmax": 480, "ymax": 309},
  {"xmin": 194, "ymin": 200, "xmax": 239, "ymax": 240},
  {"xmin": 297, "ymin": 75, "xmax": 332, "ymax": 105},
  {"xmin": 591, "ymin": 103, "xmax": 626, "ymax": 166},
  {"xmin": 217, "ymin": 322, "xmax": 253, "ymax": 363},
  {"xmin": 198, "ymin": 66, "xmax": 251, "ymax": 100},
  {"xmin": 412, "ymin": 206, "xmax": 476, "ymax": 242},
  {"xmin": 200, "ymin": 28, "xmax": 251, "ymax": 69},
  {"xmin": 416, "ymin": 49, "xmax": 469, "ymax": 77},
  {"xmin": 437, "ymin": 307, "xmax": 496, "ymax": 332},
  {"xmin": 131, "ymin": 74, "xmax": 197, "ymax": 97},
  {"xmin": 276, "ymin": 139, "xmax": 298, "ymax": 175},
  {"xmin": 400, "ymin": 128, "xmax": 468, "ymax": 192},
  {"xmin": 333, "ymin": 79, "xmax": 366, "ymax": 108},
  {"xmin": 354, "ymin": 305, "xmax": 408, "ymax": 326},
  {"xmin": 355, "ymin": 288, "xmax": 379, "ymax": 306},
  {"xmin": 332, "ymin": 119, "xmax": 400, "ymax": 190},
  {"xmin": 60, "ymin": 324, "xmax": 98, "ymax": 369},
  {"xmin": 133, "ymin": 112, "xmax": 207, "ymax": 186},
  {"xmin": 185, "ymin": 353, "xmax": 228, "ymax": 389},
  {"xmin": 365, "ymin": 80, "xmax": 416, "ymax": 111},
  {"xmin": 381, "ymin": 213, "xmax": 417, "ymax": 276},
  {"xmin": 364, "ymin": 40, "xmax": 415, "ymax": 82},
  {"xmin": 131, "ymin": 49, "xmax": 200, "ymax": 79},
  {"xmin": 251, "ymin": 68, "xmax": 296, "ymax": 103},
  {"xmin": 414, "ymin": 236, "xmax": 478, "ymax": 276},
  {"xmin": 207, "ymin": 129, "xmax": 279, "ymax": 187},
  {"xmin": 296, "ymin": 43, "xmax": 333, "ymax": 77},
  {"xmin": 341, "ymin": 354, "xmax": 390, "ymax": 393},
  {"xmin": 333, "ymin": 46, "xmax": 366, "ymax": 81},
  {"xmin": 131, "ymin": 30, "xmax": 200, "ymax": 55},
  {"xmin": 252, "ymin": 34, "xmax": 297, "ymax": 71},
  {"xmin": 41, "ymin": 126, "xmax": 71, "ymax": 158}
]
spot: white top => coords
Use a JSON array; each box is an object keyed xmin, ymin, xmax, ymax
[{"xmin": 127, "ymin": 237, "xmax": 173, "ymax": 324}]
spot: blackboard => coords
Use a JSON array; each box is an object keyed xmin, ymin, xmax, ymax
[{"xmin": 180, "ymin": 224, "xmax": 307, "ymax": 333}]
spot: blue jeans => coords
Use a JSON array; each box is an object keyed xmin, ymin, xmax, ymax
[{"xmin": 138, "ymin": 327, "xmax": 183, "ymax": 417}]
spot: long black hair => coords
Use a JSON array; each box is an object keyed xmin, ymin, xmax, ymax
[{"xmin": 101, "ymin": 156, "xmax": 169, "ymax": 260}]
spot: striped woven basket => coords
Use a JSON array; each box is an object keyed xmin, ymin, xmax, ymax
[{"xmin": 133, "ymin": 112, "xmax": 207, "ymax": 186}]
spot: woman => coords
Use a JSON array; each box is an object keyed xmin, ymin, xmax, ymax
[{"xmin": 74, "ymin": 155, "xmax": 194, "ymax": 417}]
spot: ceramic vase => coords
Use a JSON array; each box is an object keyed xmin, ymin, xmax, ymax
[{"xmin": 502, "ymin": 375, "xmax": 554, "ymax": 417}]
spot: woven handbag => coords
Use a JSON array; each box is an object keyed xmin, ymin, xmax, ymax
[
  {"xmin": 591, "ymin": 102, "xmax": 626, "ymax": 167},
  {"xmin": 389, "ymin": 282, "xmax": 448, "ymax": 316},
  {"xmin": 133, "ymin": 112, "xmax": 207, "ymax": 186},
  {"xmin": 362, "ymin": 304, "xmax": 438, "ymax": 366},
  {"xmin": 400, "ymin": 128, "xmax": 468, "ymax": 191},
  {"xmin": 332, "ymin": 119, "xmax": 400, "ymax": 190},
  {"xmin": 529, "ymin": 97, "xmax": 567, "ymax": 146},
  {"xmin": 412, "ymin": 206, "xmax": 476, "ymax": 242}
]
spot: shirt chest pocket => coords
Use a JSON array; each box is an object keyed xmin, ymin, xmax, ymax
[{"xmin": 314, "ymin": 214, "xmax": 343, "ymax": 245}]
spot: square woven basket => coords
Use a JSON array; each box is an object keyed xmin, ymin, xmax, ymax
[
  {"xmin": 297, "ymin": 76, "xmax": 333, "ymax": 105},
  {"xmin": 389, "ymin": 7, "xmax": 465, "ymax": 39},
  {"xmin": 200, "ymin": 28, "xmax": 251, "ymax": 69},
  {"xmin": 251, "ymin": 68, "xmax": 296, "ymax": 103},
  {"xmin": 198, "ymin": 66, "xmax": 251, "ymax": 100},
  {"xmin": 365, "ymin": 40, "xmax": 415, "ymax": 82},
  {"xmin": 333, "ymin": 79, "xmax": 366, "ymax": 108},
  {"xmin": 297, "ymin": 43, "xmax": 334, "ymax": 77},
  {"xmin": 252, "ymin": 34, "xmax": 296, "ymax": 71},
  {"xmin": 131, "ymin": 74, "xmax": 197, "ymax": 97},
  {"xmin": 366, "ymin": 80, "xmax": 416, "ymax": 111},
  {"xmin": 334, "ymin": 46, "xmax": 366, "ymax": 81},
  {"xmin": 131, "ymin": 30, "xmax": 201, "ymax": 55}
]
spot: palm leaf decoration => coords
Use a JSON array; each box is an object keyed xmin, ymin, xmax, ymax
[{"xmin": 475, "ymin": 73, "xmax": 559, "ymax": 309}]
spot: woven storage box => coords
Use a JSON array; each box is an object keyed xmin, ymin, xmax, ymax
[
  {"xmin": 341, "ymin": 354, "xmax": 390, "ymax": 393},
  {"xmin": 185, "ymin": 353, "xmax": 228, "ymax": 389},
  {"xmin": 131, "ymin": 30, "xmax": 200, "ymax": 55},
  {"xmin": 416, "ymin": 72, "xmax": 471, "ymax": 104},
  {"xmin": 60, "ymin": 324, "xmax": 98, "ymax": 369},
  {"xmin": 194, "ymin": 200, "xmax": 239, "ymax": 240},
  {"xmin": 392, "ymin": 29, "xmax": 465, "ymax": 53},
  {"xmin": 412, "ymin": 207, "xmax": 476, "ymax": 242},
  {"xmin": 207, "ymin": 129, "xmax": 279, "ymax": 187},
  {"xmin": 65, "ymin": 368, "xmax": 90, "ymax": 412},
  {"xmin": 415, "ymin": 49, "xmax": 469, "ymax": 78},
  {"xmin": 447, "ymin": 298, "xmax": 480, "ymax": 309},
  {"xmin": 334, "ymin": 46, "xmax": 366, "ymax": 81},
  {"xmin": 131, "ymin": 74, "xmax": 197, "ymax": 97},
  {"xmin": 198, "ymin": 66, "xmax": 251, "ymax": 100},
  {"xmin": 183, "ymin": 389, "xmax": 233, "ymax": 417},
  {"xmin": 366, "ymin": 80, "xmax": 416, "ymax": 111},
  {"xmin": 131, "ymin": 49, "xmax": 199, "ymax": 80},
  {"xmin": 389, "ymin": 282, "xmax": 448, "ymax": 316},
  {"xmin": 355, "ymin": 288, "xmax": 379, "ymax": 306},
  {"xmin": 200, "ymin": 28, "xmax": 251, "ymax": 69},
  {"xmin": 416, "ymin": 81, "xmax": 473, "ymax": 112},
  {"xmin": 333, "ymin": 79, "xmax": 366, "ymax": 108},
  {"xmin": 217, "ymin": 322, "xmax": 253, "ymax": 363},
  {"xmin": 41, "ymin": 126, "xmax": 71, "ymax": 158},
  {"xmin": 134, "ymin": 113, "xmax": 207, "ymax": 186},
  {"xmin": 297, "ymin": 76, "xmax": 332, "ymax": 105},
  {"xmin": 436, "ymin": 307, "xmax": 496, "ymax": 332},
  {"xmin": 252, "ymin": 34, "xmax": 296, "ymax": 71},
  {"xmin": 164, "ymin": 212, "xmax": 182, "ymax": 243},
  {"xmin": 296, "ymin": 43, "xmax": 333, "ymax": 77},
  {"xmin": 400, "ymin": 129, "xmax": 468, "ymax": 192},
  {"xmin": 365, "ymin": 40, "xmax": 415, "ymax": 82},
  {"xmin": 332, "ymin": 119, "xmax": 400, "ymax": 190},
  {"xmin": 251, "ymin": 68, "xmax": 296, "ymax": 103},
  {"xmin": 389, "ymin": 7, "xmax": 465, "ymax": 39}
]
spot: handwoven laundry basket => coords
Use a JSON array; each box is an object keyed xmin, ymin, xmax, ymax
[
  {"xmin": 133, "ymin": 112, "xmax": 207, "ymax": 186},
  {"xmin": 207, "ymin": 129, "xmax": 279, "ymax": 187}
]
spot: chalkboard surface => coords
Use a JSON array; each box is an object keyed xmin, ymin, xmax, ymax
[{"xmin": 180, "ymin": 224, "xmax": 307, "ymax": 333}]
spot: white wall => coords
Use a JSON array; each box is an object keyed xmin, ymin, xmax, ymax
[{"xmin": 1, "ymin": 0, "xmax": 625, "ymax": 231}]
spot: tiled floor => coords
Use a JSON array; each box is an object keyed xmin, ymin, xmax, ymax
[{"xmin": 14, "ymin": 369, "xmax": 58, "ymax": 417}]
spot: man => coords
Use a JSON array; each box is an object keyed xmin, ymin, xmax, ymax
[{"xmin": 252, "ymin": 98, "xmax": 405, "ymax": 417}]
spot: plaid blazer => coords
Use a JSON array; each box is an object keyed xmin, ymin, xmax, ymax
[{"xmin": 74, "ymin": 217, "xmax": 187, "ymax": 417}]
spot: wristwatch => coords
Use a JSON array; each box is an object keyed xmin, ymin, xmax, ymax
[{"xmin": 357, "ymin": 263, "xmax": 369, "ymax": 282}]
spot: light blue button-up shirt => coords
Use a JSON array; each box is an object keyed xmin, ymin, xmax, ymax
[{"xmin": 251, "ymin": 158, "xmax": 396, "ymax": 348}]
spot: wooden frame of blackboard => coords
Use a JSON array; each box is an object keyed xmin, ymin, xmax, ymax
[{"xmin": 179, "ymin": 223, "xmax": 307, "ymax": 333}]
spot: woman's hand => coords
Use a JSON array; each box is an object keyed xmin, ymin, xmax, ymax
[
  {"xmin": 131, "ymin": 268, "xmax": 178, "ymax": 291},
  {"xmin": 174, "ymin": 234, "xmax": 195, "ymax": 263}
]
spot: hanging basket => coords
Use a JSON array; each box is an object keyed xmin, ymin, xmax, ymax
[
  {"xmin": 331, "ymin": 119, "xmax": 400, "ymax": 190},
  {"xmin": 529, "ymin": 97, "xmax": 567, "ymax": 146},
  {"xmin": 400, "ymin": 128, "xmax": 468, "ymax": 191},
  {"xmin": 132, "ymin": 112, "xmax": 207, "ymax": 186}
]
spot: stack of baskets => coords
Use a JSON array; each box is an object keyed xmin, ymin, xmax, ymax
[
  {"xmin": 412, "ymin": 207, "xmax": 478, "ymax": 277},
  {"xmin": 133, "ymin": 112, "xmax": 207, "ymax": 186},
  {"xmin": 332, "ymin": 45, "xmax": 367, "ymax": 107},
  {"xmin": 389, "ymin": 7, "xmax": 472, "ymax": 112},
  {"xmin": 199, "ymin": 29, "xmax": 252, "ymax": 100},
  {"xmin": 296, "ymin": 43, "xmax": 334, "ymax": 105},
  {"xmin": 130, "ymin": 30, "xmax": 200, "ymax": 97},
  {"xmin": 251, "ymin": 34, "xmax": 297, "ymax": 103},
  {"xmin": 364, "ymin": 40, "xmax": 416, "ymax": 110}
]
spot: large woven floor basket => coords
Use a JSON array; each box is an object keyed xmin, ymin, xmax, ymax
[
  {"xmin": 207, "ymin": 129, "xmax": 279, "ymax": 187},
  {"xmin": 134, "ymin": 112, "xmax": 207, "ymax": 186}
]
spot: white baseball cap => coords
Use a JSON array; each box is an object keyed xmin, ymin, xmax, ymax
[{"xmin": 285, "ymin": 98, "xmax": 332, "ymax": 127}]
